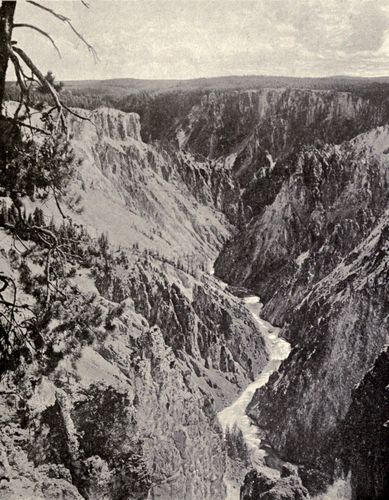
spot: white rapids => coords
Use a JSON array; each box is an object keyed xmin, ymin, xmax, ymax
[
  {"xmin": 218, "ymin": 295, "xmax": 291, "ymax": 456},
  {"xmin": 217, "ymin": 293, "xmax": 352, "ymax": 500}
]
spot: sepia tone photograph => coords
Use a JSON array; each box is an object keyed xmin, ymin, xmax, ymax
[{"xmin": 0, "ymin": 1, "xmax": 388, "ymax": 499}]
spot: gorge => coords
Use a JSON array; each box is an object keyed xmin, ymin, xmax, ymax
[{"xmin": 1, "ymin": 79, "xmax": 388, "ymax": 500}]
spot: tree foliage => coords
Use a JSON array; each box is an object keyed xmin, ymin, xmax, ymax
[
  {"xmin": 37, "ymin": 70, "xmax": 63, "ymax": 94},
  {"xmin": 225, "ymin": 423, "xmax": 250, "ymax": 466},
  {"xmin": 0, "ymin": 0, "xmax": 95, "ymax": 374},
  {"xmin": 1, "ymin": 119, "xmax": 77, "ymax": 201}
]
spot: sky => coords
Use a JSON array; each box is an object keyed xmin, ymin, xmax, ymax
[{"xmin": 8, "ymin": 0, "xmax": 389, "ymax": 81}]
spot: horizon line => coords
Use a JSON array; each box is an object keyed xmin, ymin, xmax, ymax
[{"xmin": 61, "ymin": 73, "xmax": 389, "ymax": 83}]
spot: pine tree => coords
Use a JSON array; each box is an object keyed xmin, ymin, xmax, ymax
[
  {"xmin": 36, "ymin": 70, "xmax": 64, "ymax": 94},
  {"xmin": 0, "ymin": 199, "xmax": 7, "ymax": 225},
  {"xmin": 225, "ymin": 423, "xmax": 250, "ymax": 465},
  {"xmin": 33, "ymin": 207, "xmax": 45, "ymax": 226}
]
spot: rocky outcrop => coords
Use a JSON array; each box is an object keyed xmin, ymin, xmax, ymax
[
  {"xmin": 216, "ymin": 127, "xmax": 389, "ymax": 325},
  {"xmin": 174, "ymin": 88, "xmax": 389, "ymax": 219},
  {"xmin": 340, "ymin": 346, "xmax": 389, "ymax": 500},
  {"xmin": 240, "ymin": 468, "xmax": 309, "ymax": 500},
  {"xmin": 0, "ymin": 296, "xmax": 227, "ymax": 499},
  {"xmin": 175, "ymin": 151, "xmax": 244, "ymax": 225},
  {"xmin": 177, "ymin": 89, "xmax": 389, "ymax": 161},
  {"xmin": 94, "ymin": 256, "xmax": 268, "ymax": 389},
  {"xmin": 3, "ymin": 85, "xmax": 389, "ymax": 499},
  {"xmin": 71, "ymin": 106, "xmax": 142, "ymax": 142},
  {"xmin": 245, "ymin": 211, "xmax": 389, "ymax": 491},
  {"xmin": 102, "ymin": 88, "xmax": 389, "ymax": 224},
  {"xmin": 65, "ymin": 105, "xmax": 234, "ymax": 261},
  {"xmin": 1, "ymin": 236, "xmax": 268, "ymax": 499}
]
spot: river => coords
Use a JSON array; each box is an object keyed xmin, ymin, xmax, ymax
[
  {"xmin": 218, "ymin": 295, "xmax": 291, "ymax": 450},
  {"xmin": 216, "ymin": 293, "xmax": 351, "ymax": 500},
  {"xmin": 217, "ymin": 294, "xmax": 291, "ymax": 498}
]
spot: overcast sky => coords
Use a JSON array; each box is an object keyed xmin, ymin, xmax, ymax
[{"xmin": 9, "ymin": 0, "xmax": 389, "ymax": 81}]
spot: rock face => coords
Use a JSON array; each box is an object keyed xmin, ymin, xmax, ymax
[
  {"xmin": 212, "ymin": 102, "xmax": 389, "ymax": 493},
  {"xmin": 216, "ymin": 126, "xmax": 389, "ymax": 323},
  {"xmin": 340, "ymin": 346, "xmax": 389, "ymax": 500},
  {"xmin": 177, "ymin": 89, "xmax": 387, "ymax": 159},
  {"xmin": 94, "ymin": 257, "xmax": 268, "ymax": 390},
  {"xmin": 122, "ymin": 87, "xmax": 389, "ymax": 221},
  {"xmin": 246, "ymin": 213, "xmax": 389, "ymax": 484},
  {"xmin": 240, "ymin": 469, "xmax": 309, "ymax": 500},
  {"xmin": 0, "ymin": 293, "xmax": 227, "ymax": 500},
  {"xmin": 66, "ymin": 106, "xmax": 235, "ymax": 261},
  {"xmin": 174, "ymin": 88, "xmax": 389, "ymax": 218},
  {"xmin": 1, "ymin": 233, "xmax": 260, "ymax": 499},
  {"xmin": 0, "ymin": 103, "xmax": 269, "ymax": 499},
  {"xmin": 72, "ymin": 88, "xmax": 389, "ymax": 498}
]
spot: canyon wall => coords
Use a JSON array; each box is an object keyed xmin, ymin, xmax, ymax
[
  {"xmin": 2, "ymin": 85, "xmax": 389, "ymax": 499},
  {"xmin": 0, "ymin": 104, "xmax": 268, "ymax": 499},
  {"xmin": 209, "ymin": 95, "xmax": 389, "ymax": 496},
  {"xmin": 340, "ymin": 346, "xmax": 389, "ymax": 500}
]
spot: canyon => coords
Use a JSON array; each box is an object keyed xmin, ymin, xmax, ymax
[{"xmin": 1, "ymin": 81, "xmax": 388, "ymax": 499}]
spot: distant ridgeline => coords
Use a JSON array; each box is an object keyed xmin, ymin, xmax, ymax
[{"xmin": 5, "ymin": 74, "xmax": 389, "ymax": 144}]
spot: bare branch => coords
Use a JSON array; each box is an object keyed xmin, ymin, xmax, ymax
[
  {"xmin": 11, "ymin": 46, "xmax": 66, "ymax": 128},
  {"xmin": 26, "ymin": 1, "xmax": 69, "ymax": 22},
  {"xmin": 8, "ymin": 50, "xmax": 27, "ymax": 94},
  {"xmin": 62, "ymin": 103, "xmax": 94, "ymax": 123},
  {"xmin": 8, "ymin": 49, "xmax": 28, "ymax": 119},
  {"xmin": 11, "ymin": 118, "xmax": 50, "ymax": 135},
  {"xmin": 11, "ymin": 47, "xmax": 94, "ymax": 130},
  {"xmin": 0, "ymin": 296, "xmax": 34, "ymax": 312},
  {"xmin": 66, "ymin": 22, "xmax": 98, "ymax": 62},
  {"xmin": 52, "ymin": 186, "xmax": 68, "ymax": 220},
  {"xmin": 29, "ymin": 225, "xmax": 58, "ymax": 247},
  {"xmin": 26, "ymin": 0, "xmax": 98, "ymax": 61},
  {"xmin": 13, "ymin": 23, "xmax": 62, "ymax": 58}
]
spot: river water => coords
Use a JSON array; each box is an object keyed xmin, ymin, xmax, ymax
[
  {"xmin": 217, "ymin": 295, "xmax": 291, "ymax": 498},
  {"xmin": 217, "ymin": 294, "xmax": 351, "ymax": 500},
  {"xmin": 218, "ymin": 295, "xmax": 290, "ymax": 452}
]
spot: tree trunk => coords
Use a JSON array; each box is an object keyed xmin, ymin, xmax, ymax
[{"xmin": 0, "ymin": 1, "xmax": 16, "ymax": 114}]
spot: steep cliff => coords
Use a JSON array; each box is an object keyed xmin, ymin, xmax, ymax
[
  {"xmin": 246, "ymin": 212, "xmax": 388, "ymax": 487},
  {"xmin": 216, "ymin": 126, "xmax": 389, "ymax": 324},
  {"xmin": 175, "ymin": 88, "xmax": 389, "ymax": 217},
  {"xmin": 82, "ymin": 88, "xmax": 389, "ymax": 223},
  {"xmin": 2, "ymin": 85, "xmax": 389, "ymax": 499},
  {"xmin": 0, "ymin": 271, "xmax": 225, "ymax": 499},
  {"xmin": 208, "ymin": 96, "xmax": 389, "ymax": 495},
  {"xmin": 93, "ymin": 256, "xmax": 268, "ymax": 390},
  {"xmin": 0, "ymin": 104, "xmax": 269, "ymax": 499},
  {"xmin": 340, "ymin": 346, "xmax": 389, "ymax": 500},
  {"xmin": 78, "ymin": 88, "xmax": 389, "ymax": 498},
  {"xmin": 65, "ymin": 106, "xmax": 235, "ymax": 259},
  {"xmin": 0, "ymin": 242, "xmax": 269, "ymax": 499},
  {"xmin": 177, "ymin": 89, "xmax": 387, "ymax": 159}
]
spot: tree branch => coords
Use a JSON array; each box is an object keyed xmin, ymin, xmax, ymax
[
  {"xmin": 11, "ymin": 47, "xmax": 94, "ymax": 130},
  {"xmin": 26, "ymin": 0, "xmax": 98, "ymax": 61},
  {"xmin": 12, "ymin": 118, "xmax": 50, "ymax": 135},
  {"xmin": 13, "ymin": 23, "xmax": 62, "ymax": 58},
  {"xmin": 11, "ymin": 45, "xmax": 66, "ymax": 128},
  {"xmin": 8, "ymin": 49, "xmax": 28, "ymax": 119}
]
